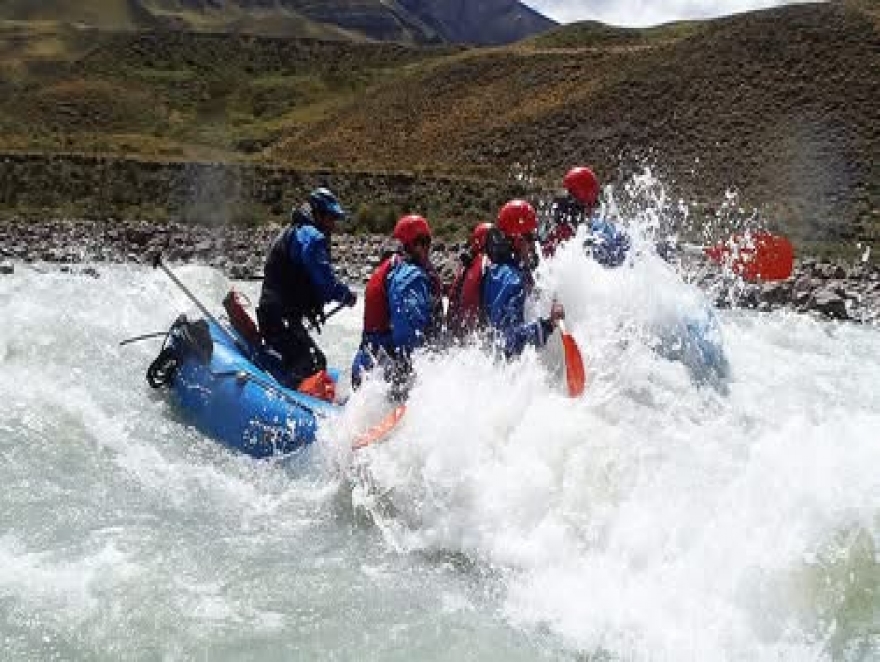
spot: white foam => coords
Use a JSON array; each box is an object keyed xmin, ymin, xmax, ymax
[{"xmin": 1, "ymin": 249, "xmax": 877, "ymax": 660}]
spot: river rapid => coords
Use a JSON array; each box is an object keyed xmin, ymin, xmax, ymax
[{"xmin": 1, "ymin": 230, "xmax": 878, "ymax": 660}]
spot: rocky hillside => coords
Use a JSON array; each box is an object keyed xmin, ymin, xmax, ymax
[
  {"xmin": 0, "ymin": 0, "xmax": 555, "ymax": 44},
  {"xmin": 270, "ymin": 2, "xmax": 879, "ymax": 257},
  {"xmin": 0, "ymin": 2, "xmax": 876, "ymax": 261}
]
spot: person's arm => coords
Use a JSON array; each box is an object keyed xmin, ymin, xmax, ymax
[
  {"xmin": 587, "ymin": 218, "xmax": 631, "ymax": 267},
  {"xmin": 296, "ymin": 228, "xmax": 353, "ymax": 304},
  {"xmin": 485, "ymin": 269, "xmax": 552, "ymax": 357},
  {"xmin": 542, "ymin": 222, "xmax": 577, "ymax": 258}
]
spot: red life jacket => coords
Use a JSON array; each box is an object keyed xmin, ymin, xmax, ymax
[
  {"xmin": 449, "ymin": 253, "xmax": 488, "ymax": 334},
  {"xmin": 363, "ymin": 254, "xmax": 398, "ymax": 334}
]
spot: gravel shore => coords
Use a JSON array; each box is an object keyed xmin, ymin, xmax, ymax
[{"xmin": 2, "ymin": 218, "xmax": 878, "ymax": 325}]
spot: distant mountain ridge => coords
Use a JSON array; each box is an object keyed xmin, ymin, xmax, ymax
[
  {"xmin": 0, "ymin": 0, "xmax": 557, "ymax": 44},
  {"xmin": 396, "ymin": 0, "xmax": 556, "ymax": 45}
]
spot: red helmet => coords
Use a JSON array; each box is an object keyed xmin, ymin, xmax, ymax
[
  {"xmin": 563, "ymin": 166, "xmax": 600, "ymax": 206},
  {"xmin": 470, "ymin": 222, "xmax": 494, "ymax": 252},
  {"xmin": 497, "ymin": 200, "xmax": 537, "ymax": 237},
  {"xmin": 393, "ymin": 214, "xmax": 431, "ymax": 246}
]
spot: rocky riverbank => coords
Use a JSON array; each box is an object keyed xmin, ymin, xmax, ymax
[{"xmin": 1, "ymin": 218, "xmax": 878, "ymax": 325}]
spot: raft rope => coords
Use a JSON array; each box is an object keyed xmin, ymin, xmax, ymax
[
  {"xmin": 145, "ymin": 315, "xmax": 194, "ymax": 389},
  {"xmin": 146, "ymin": 346, "xmax": 179, "ymax": 389}
]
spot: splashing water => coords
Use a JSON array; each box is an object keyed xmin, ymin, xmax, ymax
[
  {"xmin": 347, "ymin": 261, "xmax": 879, "ymax": 659},
  {"xmin": 1, "ymin": 193, "xmax": 878, "ymax": 660},
  {"xmin": 339, "ymin": 176, "xmax": 879, "ymax": 661}
]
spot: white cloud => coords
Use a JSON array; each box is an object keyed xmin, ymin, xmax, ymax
[{"xmin": 523, "ymin": 0, "xmax": 814, "ymax": 27}]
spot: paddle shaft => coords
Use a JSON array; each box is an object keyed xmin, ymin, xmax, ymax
[
  {"xmin": 678, "ymin": 239, "xmax": 777, "ymax": 257},
  {"xmin": 119, "ymin": 331, "xmax": 169, "ymax": 347},
  {"xmin": 323, "ymin": 302, "xmax": 346, "ymax": 322},
  {"xmin": 679, "ymin": 242, "xmax": 760, "ymax": 257},
  {"xmin": 680, "ymin": 243, "xmax": 710, "ymax": 256},
  {"xmin": 153, "ymin": 255, "xmax": 238, "ymax": 345},
  {"xmin": 156, "ymin": 255, "xmax": 345, "ymax": 343}
]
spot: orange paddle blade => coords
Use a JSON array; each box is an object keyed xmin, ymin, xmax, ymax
[
  {"xmin": 352, "ymin": 405, "xmax": 407, "ymax": 450},
  {"xmin": 704, "ymin": 232, "xmax": 794, "ymax": 282},
  {"xmin": 558, "ymin": 322, "xmax": 586, "ymax": 398}
]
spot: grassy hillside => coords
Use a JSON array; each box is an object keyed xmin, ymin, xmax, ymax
[
  {"xmin": 0, "ymin": 0, "xmax": 140, "ymax": 29},
  {"xmin": 526, "ymin": 19, "xmax": 703, "ymax": 49},
  {"xmin": 270, "ymin": 3, "xmax": 879, "ymax": 254},
  {"xmin": 0, "ymin": 2, "xmax": 877, "ymax": 258},
  {"xmin": 0, "ymin": 26, "xmax": 456, "ymax": 159}
]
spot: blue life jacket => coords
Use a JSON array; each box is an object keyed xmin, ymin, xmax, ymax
[
  {"xmin": 260, "ymin": 208, "xmax": 350, "ymax": 321},
  {"xmin": 352, "ymin": 259, "xmax": 433, "ymax": 387},
  {"xmin": 387, "ymin": 260, "xmax": 432, "ymax": 352}
]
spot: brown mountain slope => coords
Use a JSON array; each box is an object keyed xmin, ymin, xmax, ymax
[
  {"xmin": 0, "ymin": 0, "xmax": 555, "ymax": 44},
  {"xmin": 0, "ymin": 3, "xmax": 875, "ymax": 256},
  {"xmin": 270, "ymin": 3, "xmax": 879, "ymax": 250},
  {"xmin": 0, "ymin": 0, "xmax": 407, "ymax": 40}
]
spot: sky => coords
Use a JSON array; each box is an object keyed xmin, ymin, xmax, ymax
[{"xmin": 522, "ymin": 0, "xmax": 812, "ymax": 27}]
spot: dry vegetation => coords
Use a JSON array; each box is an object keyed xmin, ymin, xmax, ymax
[{"xmin": 0, "ymin": 2, "xmax": 877, "ymax": 257}]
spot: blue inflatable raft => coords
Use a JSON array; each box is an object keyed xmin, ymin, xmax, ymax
[
  {"xmin": 147, "ymin": 316, "xmax": 340, "ymax": 458},
  {"xmin": 656, "ymin": 304, "xmax": 730, "ymax": 384}
]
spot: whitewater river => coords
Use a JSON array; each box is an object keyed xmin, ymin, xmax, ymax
[{"xmin": 1, "ymin": 242, "xmax": 878, "ymax": 661}]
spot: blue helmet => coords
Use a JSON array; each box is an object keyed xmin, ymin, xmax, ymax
[{"xmin": 308, "ymin": 187, "xmax": 345, "ymax": 220}]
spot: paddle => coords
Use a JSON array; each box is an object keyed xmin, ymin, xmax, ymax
[
  {"xmin": 156, "ymin": 254, "xmax": 344, "ymax": 352},
  {"xmin": 153, "ymin": 254, "xmax": 242, "ymax": 351},
  {"xmin": 557, "ymin": 320, "xmax": 586, "ymax": 398},
  {"xmin": 352, "ymin": 405, "xmax": 407, "ymax": 450},
  {"xmin": 683, "ymin": 232, "xmax": 794, "ymax": 282}
]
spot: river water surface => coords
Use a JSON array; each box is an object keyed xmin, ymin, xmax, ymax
[{"xmin": 1, "ymin": 242, "xmax": 877, "ymax": 660}]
